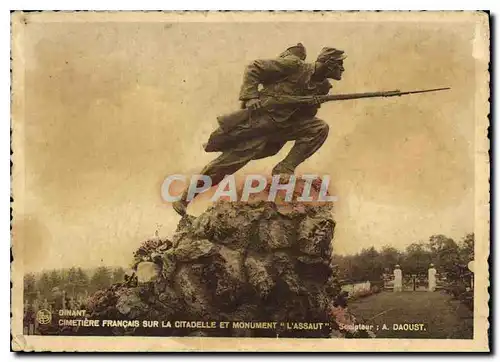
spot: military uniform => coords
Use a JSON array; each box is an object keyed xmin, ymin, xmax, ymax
[
  {"xmin": 201, "ymin": 54, "xmax": 332, "ymax": 185},
  {"xmin": 173, "ymin": 46, "xmax": 346, "ymax": 215}
]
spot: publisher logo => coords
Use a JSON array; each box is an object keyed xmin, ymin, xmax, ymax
[{"xmin": 36, "ymin": 309, "xmax": 52, "ymax": 325}]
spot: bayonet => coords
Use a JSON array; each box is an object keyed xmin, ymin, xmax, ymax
[{"xmin": 212, "ymin": 87, "xmax": 451, "ymax": 138}]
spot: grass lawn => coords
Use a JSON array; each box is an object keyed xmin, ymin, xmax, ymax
[{"xmin": 348, "ymin": 291, "xmax": 473, "ymax": 339}]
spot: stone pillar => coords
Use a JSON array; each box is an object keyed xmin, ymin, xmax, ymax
[
  {"xmin": 393, "ymin": 265, "xmax": 402, "ymax": 292},
  {"xmin": 428, "ymin": 264, "xmax": 437, "ymax": 292}
]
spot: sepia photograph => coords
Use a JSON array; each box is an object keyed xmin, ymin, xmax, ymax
[{"xmin": 10, "ymin": 11, "xmax": 490, "ymax": 352}]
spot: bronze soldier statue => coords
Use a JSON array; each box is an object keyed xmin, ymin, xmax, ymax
[
  {"xmin": 277, "ymin": 42, "xmax": 307, "ymax": 60},
  {"xmin": 173, "ymin": 44, "xmax": 346, "ymax": 215}
]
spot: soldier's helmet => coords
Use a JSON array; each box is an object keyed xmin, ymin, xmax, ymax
[
  {"xmin": 316, "ymin": 47, "xmax": 347, "ymax": 63},
  {"xmin": 279, "ymin": 43, "xmax": 307, "ymax": 60},
  {"xmin": 429, "ymin": 263, "xmax": 435, "ymax": 267},
  {"xmin": 395, "ymin": 264, "xmax": 400, "ymax": 268}
]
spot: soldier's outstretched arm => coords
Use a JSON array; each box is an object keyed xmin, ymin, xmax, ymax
[{"xmin": 239, "ymin": 57, "xmax": 302, "ymax": 101}]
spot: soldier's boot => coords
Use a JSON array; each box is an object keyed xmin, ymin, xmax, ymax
[
  {"xmin": 172, "ymin": 199, "xmax": 188, "ymax": 216},
  {"xmin": 271, "ymin": 161, "xmax": 296, "ymax": 176},
  {"xmin": 172, "ymin": 190, "xmax": 190, "ymax": 216}
]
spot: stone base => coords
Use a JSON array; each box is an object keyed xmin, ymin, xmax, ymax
[{"xmin": 80, "ymin": 198, "xmax": 373, "ymax": 338}]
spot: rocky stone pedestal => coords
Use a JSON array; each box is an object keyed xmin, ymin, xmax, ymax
[{"xmin": 83, "ymin": 192, "xmax": 373, "ymax": 338}]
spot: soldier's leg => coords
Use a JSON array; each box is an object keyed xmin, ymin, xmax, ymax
[
  {"xmin": 272, "ymin": 117, "xmax": 329, "ymax": 175},
  {"xmin": 199, "ymin": 151, "xmax": 254, "ymax": 186},
  {"xmin": 253, "ymin": 140, "xmax": 287, "ymax": 160},
  {"xmin": 173, "ymin": 140, "xmax": 267, "ymax": 215}
]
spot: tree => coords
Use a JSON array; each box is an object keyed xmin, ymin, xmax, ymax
[
  {"xmin": 74, "ymin": 268, "xmax": 90, "ymax": 295},
  {"xmin": 36, "ymin": 271, "xmax": 51, "ymax": 297},
  {"xmin": 428, "ymin": 234, "xmax": 460, "ymax": 274},
  {"xmin": 379, "ymin": 246, "xmax": 402, "ymax": 273},
  {"xmin": 48, "ymin": 270, "xmax": 62, "ymax": 290},
  {"xmin": 402, "ymin": 242, "xmax": 432, "ymax": 274},
  {"xmin": 112, "ymin": 267, "xmax": 125, "ymax": 284},
  {"xmin": 90, "ymin": 266, "xmax": 112, "ymax": 292},
  {"xmin": 331, "ymin": 254, "xmax": 352, "ymax": 282},
  {"xmin": 65, "ymin": 267, "xmax": 79, "ymax": 297},
  {"xmin": 459, "ymin": 233, "xmax": 474, "ymax": 262},
  {"xmin": 24, "ymin": 273, "xmax": 37, "ymax": 301},
  {"xmin": 332, "ymin": 232, "xmax": 473, "ymax": 289},
  {"xmin": 338, "ymin": 247, "xmax": 384, "ymax": 283},
  {"xmin": 334, "ymin": 247, "xmax": 395, "ymax": 283},
  {"xmin": 359, "ymin": 247, "xmax": 383, "ymax": 281}
]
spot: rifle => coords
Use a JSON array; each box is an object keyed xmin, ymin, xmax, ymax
[{"xmin": 216, "ymin": 87, "xmax": 451, "ymax": 132}]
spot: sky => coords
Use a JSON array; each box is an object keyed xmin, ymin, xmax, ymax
[{"xmin": 12, "ymin": 13, "xmax": 482, "ymax": 272}]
